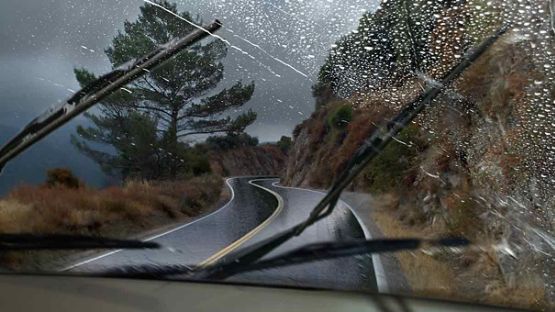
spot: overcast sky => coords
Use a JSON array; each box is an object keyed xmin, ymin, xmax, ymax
[{"xmin": 0, "ymin": 0, "xmax": 377, "ymax": 141}]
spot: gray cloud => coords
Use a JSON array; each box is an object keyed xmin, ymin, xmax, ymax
[
  {"xmin": 0, "ymin": 0, "xmax": 377, "ymax": 190},
  {"xmin": 0, "ymin": 0, "xmax": 376, "ymax": 137}
]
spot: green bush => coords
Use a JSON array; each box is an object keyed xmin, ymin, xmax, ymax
[
  {"xmin": 205, "ymin": 133, "xmax": 259, "ymax": 151},
  {"xmin": 190, "ymin": 155, "xmax": 212, "ymax": 176},
  {"xmin": 180, "ymin": 149, "xmax": 212, "ymax": 177},
  {"xmin": 327, "ymin": 104, "xmax": 353, "ymax": 129},
  {"xmin": 277, "ymin": 136, "xmax": 292, "ymax": 152},
  {"xmin": 364, "ymin": 125, "xmax": 425, "ymax": 193}
]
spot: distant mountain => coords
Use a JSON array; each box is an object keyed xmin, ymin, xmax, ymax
[{"xmin": 0, "ymin": 122, "xmax": 110, "ymax": 195}]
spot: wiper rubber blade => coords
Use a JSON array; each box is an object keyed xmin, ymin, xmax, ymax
[
  {"xmin": 191, "ymin": 25, "xmax": 509, "ymax": 280},
  {"xmin": 0, "ymin": 233, "xmax": 159, "ymax": 250},
  {"xmin": 98, "ymin": 237, "xmax": 469, "ymax": 279},
  {"xmin": 0, "ymin": 20, "xmax": 222, "ymax": 172},
  {"xmin": 207, "ymin": 237, "xmax": 470, "ymax": 278}
]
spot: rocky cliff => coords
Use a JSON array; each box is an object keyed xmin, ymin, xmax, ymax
[{"xmin": 210, "ymin": 144, "xmax": 287, "ymax": 177}]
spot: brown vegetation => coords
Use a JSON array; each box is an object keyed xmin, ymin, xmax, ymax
[
  {"xmin": 45, "ymin": 168, "xmax": 81, "ymax": 189},
  {"xmin": 371, "ymin": 194, "xmax": 548, "ymax": 310},
  {"xmin": 284, "ymin": 31, "xmax": 553, "ymax": 311},
  {"xmin": 0, "ymin": 174, "xmax": 224, "ymax": 269},
  {"xmin": 284, "ymin": 99, "xmax": 397, "ymax": 188}
]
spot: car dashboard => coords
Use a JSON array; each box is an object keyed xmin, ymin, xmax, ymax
[{"xmin": 0, "ymin": 274, "xmax": 520, "ymax": 311}]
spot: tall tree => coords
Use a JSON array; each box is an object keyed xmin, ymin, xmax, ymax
[{"xmin": 72, "ymin": 1, "xmax": 256, "ymax": 179}]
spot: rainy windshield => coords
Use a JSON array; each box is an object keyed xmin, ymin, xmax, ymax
[{"xmin": 0, "ymin": 0, "xmax": 553, "ymax": 310}]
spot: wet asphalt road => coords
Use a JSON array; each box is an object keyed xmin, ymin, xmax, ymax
[{"xmin": 67, "ymin": 177, "xmax": 377, "ymax": 292}]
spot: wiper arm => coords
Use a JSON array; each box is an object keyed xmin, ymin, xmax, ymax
[
  {"xmin": 0, "ymin": 20, "xmax": 222, "ymax": 172},
  {"xmin": 0, "ymin": 233, "xmax": 159, "ymax": 250},
  {"xmin": 190, "ymin": 25, "xmax": 509, "ymax": 280},
  {"xmin": 98, "ymin": 237, "xmax": 469, "ymax": 279}
]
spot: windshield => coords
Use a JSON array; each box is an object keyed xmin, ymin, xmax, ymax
[{"xmin": 0, "ymin": 0, "xmax": 553, "ymax": 310}]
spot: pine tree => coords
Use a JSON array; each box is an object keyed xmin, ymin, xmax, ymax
[{"xmin": 72, "ymin": 1, "xmax": 256, "ymax": 179}]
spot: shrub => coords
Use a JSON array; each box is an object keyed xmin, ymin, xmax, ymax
[
  {"xmin": 182, "ymin": 149, "xmax": 212, "ymax": 177},
  {"xmin": 205, "ymin": 133, "xmax": 259, "ymax": 151},
  {"xmin": 364, "ymin": 125, "xmax": 425, "ymax": 193},
  {"xmin": 45, "ymin": 168, "xmax": 81, "ymax": 189},
  {"xmin": 327, "ymin": 104, "xmax": 353, "ymax": 129},
  {"xmin": 292, "ymin": 122, "xmax": 304, "ymax": 138},
  {"xmin": 277, "ymin": 136, "xmax": 292, "ymax": 152}
]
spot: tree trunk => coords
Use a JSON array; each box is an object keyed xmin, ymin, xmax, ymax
[{"xmin": 167, "ymin": 109, "xmax": 179, "ymax": 178}]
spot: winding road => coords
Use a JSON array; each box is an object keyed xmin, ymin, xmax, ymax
[{"xmin": 65, "ymin": 177, "xmax": 379, "ymax": 292}]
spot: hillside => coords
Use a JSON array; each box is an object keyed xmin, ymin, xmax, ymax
[
  {"xmin": 209, "ymin": 144, "xmax": 287, "ymax": 177},
  {"xmin": 283, "ymin": 0, "xmax": 554, "ymax": 309},
  {"xmin": 193, "ymin": 134, "xmax": 288, "ymax": 177}
]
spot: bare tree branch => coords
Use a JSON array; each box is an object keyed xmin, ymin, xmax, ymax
[{"xmin": 177, "ymin": 129, "xmax": 230, "ymax": 138}]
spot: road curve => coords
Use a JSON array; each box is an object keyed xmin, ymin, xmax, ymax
[
  {"xmin": 64, "ymin": 177, "xmax": 278, "ymax": 271},
  {"xmin": 65, "ymin": 177, "xmax": 378, "ymax": 292},
  {"xmin": 231, "ymin": 179, "xmax": 377, "ymax": 291}
]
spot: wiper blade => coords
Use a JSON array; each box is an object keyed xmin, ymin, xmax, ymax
[
  {"xmin": 98, "ymin": 237, "xmax": 469, "ymax": 279},
  {"xmin": 207, "ymin": 237, "xmax": 469, "ymax": 278},
  {"xmin": 0, "ymin": 20, "xmax": 222, "ymax": 172},
  {"xmin": 190, "ymin": 25, "xmax": 509, "ymax": 280},
  {"xmin": 0, "ymin": 233, "xmax": 159, "ymax": 250}
]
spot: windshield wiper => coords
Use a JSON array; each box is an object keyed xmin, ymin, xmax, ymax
[
  {"xmin": 0, "ymin": 20, "xmax": 222, "ymax": 173},
  {"xmin": 0, "ymin": 233, "xmax": 159, "ymax": 250},
  {"xmin": 99, "ymin": 237, "xmax": 469, "ymax": 279},
  {"xmin": 222, "ymin": 237, "xmax": 468, "ymax": 276},
  {"xmin": 184, "ymin": 25, "xmax": 509, "ymax": 281}
]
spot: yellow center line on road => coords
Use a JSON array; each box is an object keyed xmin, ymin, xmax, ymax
[{"xmin": 196, "ymin": 178, "xmax": 284, "ymax": 268}]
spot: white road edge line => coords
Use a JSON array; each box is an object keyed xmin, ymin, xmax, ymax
[
  {"xmin": 60, "ymin": 177, "xmax": 238, "ymax": 272},
  {"xmin": 270, "ymin": 182, "xmax": 390, "ymax": 293}
]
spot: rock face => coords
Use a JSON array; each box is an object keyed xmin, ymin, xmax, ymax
[{"xmin": 209, "ymin": 144, "xmax": 287, "ymax": 177}]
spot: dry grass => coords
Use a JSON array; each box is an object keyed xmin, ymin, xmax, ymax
[
  {"xmin": 371, "ymin": 194, "xmax": 457, "ymax": 298},
  {"xmin": 0, "ymin": 174, "xmax": 224, "ymax": 269},
  {"xmin": 5, "ymin": 176, "xmax": 221, "ymax": 234},
  {"xmin": 371, "ymin": 194, "xmax": 550, "ymax": 311},
  {"xmin": 0, "ymin": 200, "xmax": 39, "ymax": 233}
]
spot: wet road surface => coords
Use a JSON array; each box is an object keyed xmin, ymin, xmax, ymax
[{"xmin": 67, "ymin": 177, "xmax": 377, "ymax": 291}]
